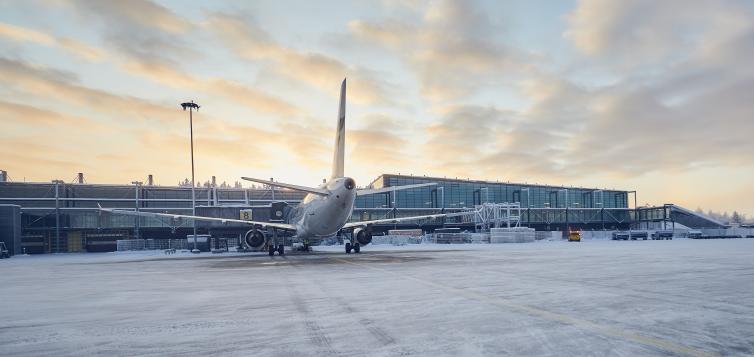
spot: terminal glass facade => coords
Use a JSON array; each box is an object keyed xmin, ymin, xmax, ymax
[{"xmin": 355, "ymin": 174, "xmax": 629, "ymax": 210}]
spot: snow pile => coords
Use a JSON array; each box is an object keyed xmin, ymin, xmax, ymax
[
  {"xmin": 535, "ymin": 231, "xmax": 561, "ymax": 241},
  {"xmin": 489, "ymin": 227, "xmax": 535, "ymax": 243},
  {"xmin": 372, "ymin": 235, "xmax": 423, "ymax": 245}
]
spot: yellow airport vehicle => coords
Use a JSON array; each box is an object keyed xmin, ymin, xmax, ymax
[{"xmin": 568, "ymin": 231, "xmax": 581, "ymax": 242}]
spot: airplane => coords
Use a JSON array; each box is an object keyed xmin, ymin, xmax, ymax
[{"xmin": 99, "ymin": 79, "xmax": 461, "ymax": 255}]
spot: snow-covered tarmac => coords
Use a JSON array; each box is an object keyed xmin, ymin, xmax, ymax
[{"xmin": 1, "ymin": 239, "xmax": 753, "ymax": 356}]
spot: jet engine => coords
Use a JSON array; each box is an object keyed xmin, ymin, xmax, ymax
[
  {"xmin": 353, "ymin": 227, "xmax": 372, "ymax": 246},
  {"xmin": 243, "ymin": 229, "xmax": 267, "ymax": 250}
]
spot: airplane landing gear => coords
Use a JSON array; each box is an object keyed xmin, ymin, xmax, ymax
[
  {"xmin": 266, "ymin": 228, "xmax": 285, "ymax": 256},
  {"xmin": 268, "ymin": 244, "xmax": 286, "ymax": 256},
  {"xmin": 344, "ymin": 230, "xmax": 362, "ymax": 254},
  {"xmin": 345, "ymin": 241, "xmax": 361, "ymax": 254}
]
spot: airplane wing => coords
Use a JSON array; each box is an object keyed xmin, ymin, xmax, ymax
[
  {"xmin": 98, "ymin": 205, "xmax": 296, "ymax": 231},
  {"xmin": 356, "ymin": 182, "xmax": 436, "ymax": 196},
  {"xmin": 241, "ymin": 177, "xmax": 329, "ymax": 196},
  {"xmin": 342, "ymin": 211, "xmax": 469, "ymax": 229}
]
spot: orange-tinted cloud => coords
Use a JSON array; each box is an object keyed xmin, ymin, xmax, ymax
[
  {"xmin": 64, "ymin": 0, "xmax": 192, "ymax": 34},
  {"xmin": 0, "ymin": 100, "xmax": 91, "ymax": 126},
  {"xmin": 0, "ymin": 21, "xmax": 105, "ymax": 61},
  {"xmin": 0, "ymin": 57, "xmax": 178, "ymax": 122},
  {"xmin": 206, "ymin": 13, "xmax": 394, "ymax": 106}
]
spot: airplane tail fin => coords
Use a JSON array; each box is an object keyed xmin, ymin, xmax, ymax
[{"xmin": 331, "ymin": 78, "xmax": 346, "ymax": 179}]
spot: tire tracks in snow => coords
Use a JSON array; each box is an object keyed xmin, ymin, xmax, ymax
[
  {"xmin": 280, "ymin": 267, "xmax": 339, "ymax": 355},
  {"xmin": 331, "ymin": 256, "xmax": 722, "ymax": 357},
  {"xmin": 285, "ymin": 256, "xmax": 401, "ymax": 350}
]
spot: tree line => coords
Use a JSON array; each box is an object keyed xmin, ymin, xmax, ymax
[{"xmin": 695, "ymin": 208, "xmax": 750, "ymax": 224}]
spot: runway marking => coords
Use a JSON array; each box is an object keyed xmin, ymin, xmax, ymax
[{"xmin": 333, "ymin": 257, "xmax": 721, "ymax": 357}]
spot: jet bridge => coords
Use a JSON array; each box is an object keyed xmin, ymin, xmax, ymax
[
  {"xmin": 460, "ymin": 203, "xmax": 522, "ymax": 232},
  {"xmin": 669, "ymin": 205, "xmax": 726, "ymax": 229},
  {"xmin": 635, "ymin": 204, "xmax": 726, "ymax": 230}
]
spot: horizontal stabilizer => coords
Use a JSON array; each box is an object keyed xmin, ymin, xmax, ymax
[
  {"xmin": 356, "ymin": 182, "xmax": 436, "ymax": 196},
  {"xmin": 97, "ymin": 205, "xmax": 296, "ymax": 231},
  {"xmin": 241, "ymin": 177, "xmax": 329, "ymax": 196}
]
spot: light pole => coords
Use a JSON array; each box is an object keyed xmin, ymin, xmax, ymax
[
  {"xmin": 131, "ymin": 181, "xmax": 142, "ymax": 240},
  {"xmin": 181, "ymin": 100, "xmax": 201, "ymax": 253},
  {"xmin": 52, "ymin": 179, "xmax": 64, "ymax": 253}
]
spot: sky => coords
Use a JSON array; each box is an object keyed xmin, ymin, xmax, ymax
[{"xmin": 1, "ymin": 0, "xmax": 753, "ymax": 215}]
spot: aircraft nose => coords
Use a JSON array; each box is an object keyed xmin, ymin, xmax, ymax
[{"xmin": 344, "ymin": 178, "xmax": 355, "ymax": 190}]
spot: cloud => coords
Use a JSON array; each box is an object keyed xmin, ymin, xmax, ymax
[
  {"xmin": 139, "ymin": 125, "xmax": 279, "ymax": 169},
  {"xmin": 568, "ymin": 82, "xmax": 754, "ymax": 174},
  {"xmin": 57, "ymin": 38, "xmax": 105, "ymax": 61},
  {"xmin": 120, "ymin": 60, "xmax": 201, "ymax": 88},
  {"xmin": 60, "ymin": 0, "xmax": 198, "ymax": 84},
  {"xmin": 420, "ymin": 63, "xmax": 754, "ymax": 183},
  {"xmin": 276, "ymin": 120, "xmax": 331, "ymax": 169},
  {"xmin": 118, "ymin": 56, "xmax": 303, "ymax": 117},
  {"xmin": 563, "ymin": 0, "xmax": 754, "ymax": 69},
  {"xmin": 348, "ymin": 113, "xmax": 411, "ymax": 165},
  {"xmin": 405, "ymin": 0, "xmax": 754, "ymax": 183},
  {"xmin": 424, "ymin": 105, "xmax": 513, "ymax": 161},
  {"xmin": 208, "ymin": 80, "xmax": 301, "ymax": 117},
  {"xmin": 0, "ymin": 100, "xmax": 92, "ymax": 126},
  {"xmin": 0, "ymin": 21, "xmax": 55, "ymax": 44},
  {"xmin": 64, "ymin": 0, "xmax": 192, "ymax": 34},
  {"xmin": 414, "ymin": 104, "xmax": 566, "ymax": 182},
  {"xmin": 554, "ymin": 0, "xmax": 754, "ymax": 176},
  {"xmin": 0, "ymin": 21, "xmax": 105, "ymax": 61},
  {"xmin": 121, "ymin": 61, "xmax": 304, "ymax": 117},
  {"xmin": 349, "ymin": 1, "xmax": 527, "ymax": 102},
  {"xmin": 47, "ymin": 2, "xmax": 303, "ymax": 118},
  {"xmin": 0, "ymin": 57, "xmax": 179, "ymax": 122},
  {"xmin": 0, "ymin": 138, "xmax": 94, "ymax": 180},
  {"xmin": 205, "ymin": 13, "xmax": 394, "ymax": 106}
]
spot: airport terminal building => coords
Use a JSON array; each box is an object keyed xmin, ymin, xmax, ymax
[{"xmin": 0, "ymin": 172, "xmax": 725, "ymax": 254}]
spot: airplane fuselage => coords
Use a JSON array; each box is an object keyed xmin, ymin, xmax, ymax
[{"xmin": 286, "ymin": 177, "xmax": 356, "ymax": 240}]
